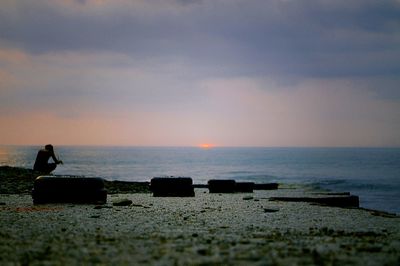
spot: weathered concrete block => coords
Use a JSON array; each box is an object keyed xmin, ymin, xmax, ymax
[
  {"xmin": 235, "ymin": 182, "xmax": 255, "ymax": 193},
  {"xmin": 208, "ymin": 179, "xmax": 236, "ymax": 193},
  {"xmin": 254, "ymin": 183, "xmax": 279, "ymax": 190},
  {"xmin": 32, "ymin": 175, "xmax": 107, "ymax": 204},
  {"xmin": 269, "ymin": 195, "xmax": 360, "ymax": 208},
  {"xmin": 150, "ymin": 177, "xmax": 195, "ymax": 197}
]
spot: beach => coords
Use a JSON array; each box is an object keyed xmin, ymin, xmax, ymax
[{"xmin": 0, "ymin": 167, "xmax": 399, "ymax": 265}]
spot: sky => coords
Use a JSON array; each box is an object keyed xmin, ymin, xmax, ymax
[{"xmin": 0, "ymin": 0, "xmax": 400, "ymax": 147}]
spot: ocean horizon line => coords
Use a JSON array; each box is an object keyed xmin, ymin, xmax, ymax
[{"xmin": 1, "ymin": 144, "xmax": 400, "ymax": 149}]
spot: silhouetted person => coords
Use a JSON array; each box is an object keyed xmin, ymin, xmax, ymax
[{"xmin": 33, "ymin": 144, "xmax": 63, "ymax": 174}]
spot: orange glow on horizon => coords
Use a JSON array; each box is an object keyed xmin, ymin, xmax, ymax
[{"xmin": 199, "ymin": 143, "xmax": 214, "ymax": 149}]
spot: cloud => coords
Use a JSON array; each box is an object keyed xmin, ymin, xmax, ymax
[
  {"xmin": 1, "ymin": 0, "xmax": 399, "ymax": 80},
  {"xmin": 0, "ymin": 0, "xmax": 399, "ymax": 146},
  {"xmin": 0, "ymin": 47, "xmax": 209, "ymax": 117},
  {"xmin": 199, "ymin": 77, "xmax": 400, "ymax": 146}
]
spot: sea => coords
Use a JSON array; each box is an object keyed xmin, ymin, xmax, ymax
[{"xmin": 1, "ymin": 146, "xmax": 399, "ymax": 214}]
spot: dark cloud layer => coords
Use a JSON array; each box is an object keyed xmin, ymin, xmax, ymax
[{"xmin": 1, "ymin": 0, "xmax": 399, "ymax": 79}]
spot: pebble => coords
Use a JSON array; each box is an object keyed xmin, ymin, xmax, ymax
[
  {"xmin": 112, "ymin": 199, "xmax": 133, "ymax": 206},
  {"xmin": 94, "ymin": 205, "xmax": 112, "ymax": 209},
  {"xmin": 264, "ymin": 208, "xmax": 279, "ymax": 213},
  {"xmin": 197, "ymin": 248, "xmax": 208, "ymax": 256},
  {"xmin": 1, "ymin": 186, "xmax": 399, "ymax": 265}
]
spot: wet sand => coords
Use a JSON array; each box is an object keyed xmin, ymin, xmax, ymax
[{"xmin": 0, "ymin": 167, "xmax": 399, "ymax": 265}]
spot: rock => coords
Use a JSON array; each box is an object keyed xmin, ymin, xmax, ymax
[
  {"xmin": 254, "ymin": 183, "xmax": 279, "ymax": 190},
  {"xmin": 197, "ymin": 248, "xmax": 209, "ymax": 256},
  {"xmin": 264, "ymin": 208, "xmax": 279, "ymax": 213},
  {"xmin": 269, "ymin": 195, "xmax": 360, "ymax": 208},
  {"xmin": 243, "ymin": 196, "xmax": 254, "ymax": 200},
  {"xmin": 208, "ymin": 179, "xmax": 236, "ymax": 193},
  {"xmin": 32, "ymin": 176, "xmax": 107, "ymax": 204},
  {"xmin": 150, "ymin": 177, "xmax": 195, "ymax": 197},
  {"xmin": 192, "ymin": 184, "xmax": 208, "ymax": 188},
  {"xmin": 0, "ymin": 166, "xmax": 38, "ymax": 194},
  {"xmin": 94, "ymin": 205, "xmax": 112, "ymax": 209},
  {"xmin": 369, "ymin": 210, "xmax": 398, "ymax": 218},
  {"xmin": 236, "ymin": 182, "xmax": 255, "ymax": 192},
  {"xmin": 112, "ymin": 199, "xmax": 132, "ymax": 206},
  {"xmin": 104, "ymin": 180, "xmax": 150, "ymax": 194}
]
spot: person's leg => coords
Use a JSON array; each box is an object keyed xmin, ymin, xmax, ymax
[{"xmin": 44, "ymin": 163, "xmax": 57, "ymax": 174}]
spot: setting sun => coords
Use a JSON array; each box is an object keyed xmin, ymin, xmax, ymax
[{"xmin": 199, "ymin": 143, "xmax": 214, "ymax": 149}]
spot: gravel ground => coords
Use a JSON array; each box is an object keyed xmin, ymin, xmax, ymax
[{"xmin": 0, "ymin": 187, "xmax": 399, "ymax": 265}]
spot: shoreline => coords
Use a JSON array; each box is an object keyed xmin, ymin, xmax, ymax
[
  {"xmin": 0, "ymin": 166, "xmax": 151, "ymax": 194},
  {"xmin": 1, "ymin": 166, "xmax": 399, "ymax": 264},
  {"xmin": 1, "ymin": 166, "xmax": 398, "ymax": 216}
]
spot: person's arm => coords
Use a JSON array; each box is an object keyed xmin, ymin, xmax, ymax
[{"xmin": 50, "ymin": 151, "xmax": 63, "ymax": 165}]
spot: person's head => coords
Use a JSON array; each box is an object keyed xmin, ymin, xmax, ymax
[{"xmin": 45, "ymin": 144, "xmax": 54, "ymax": 152}]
